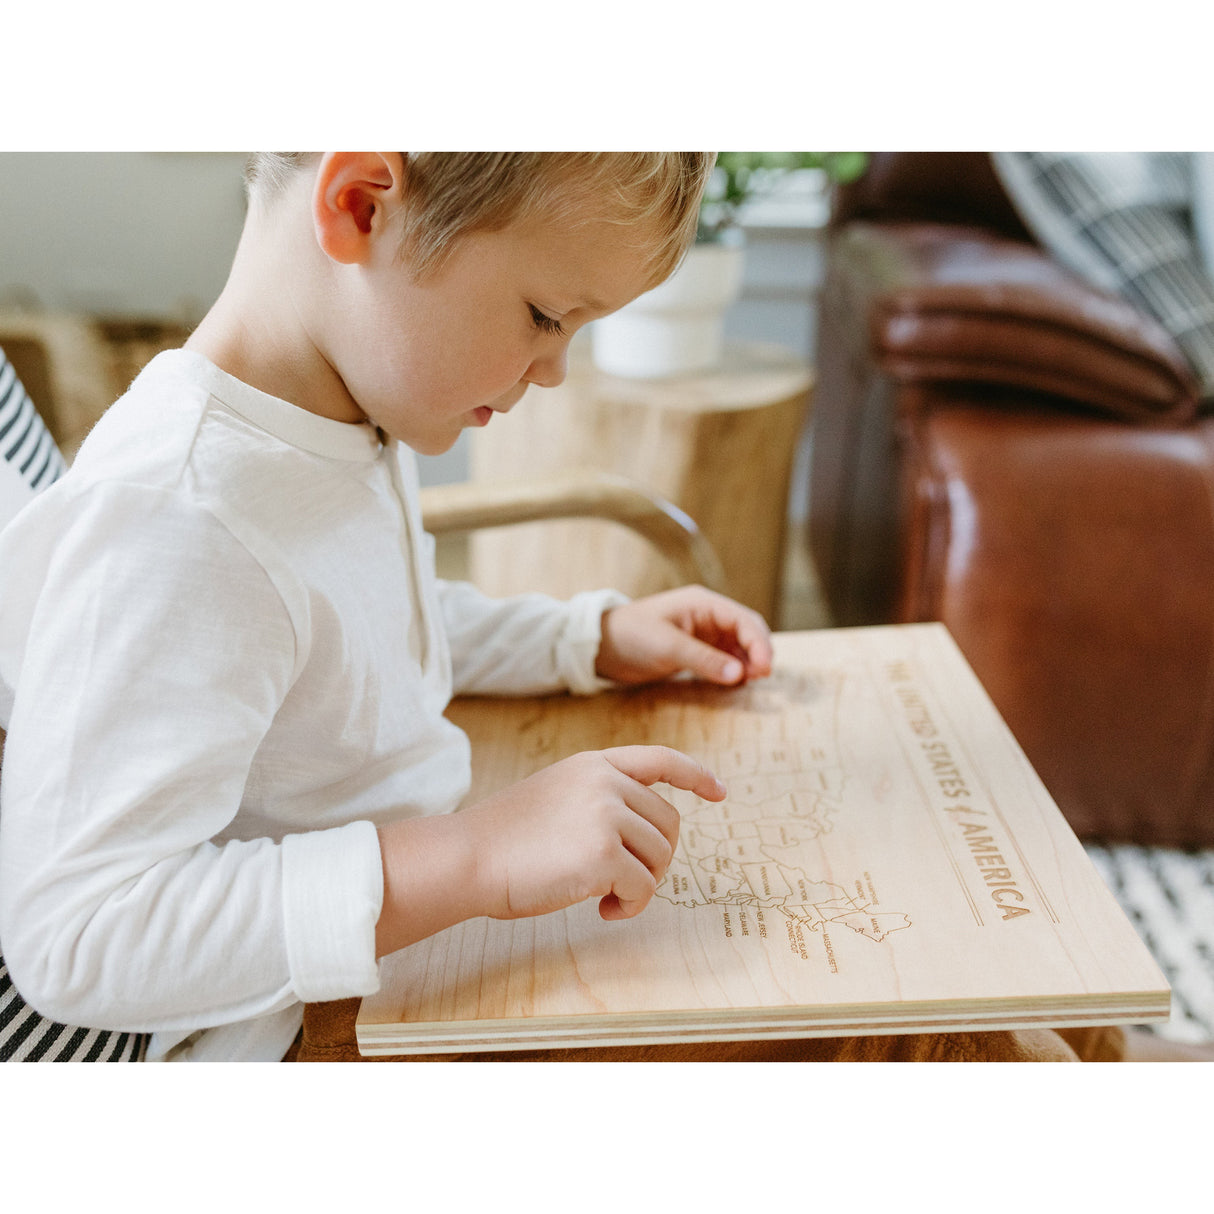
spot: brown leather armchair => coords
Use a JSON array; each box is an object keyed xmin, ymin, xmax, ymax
[{"xmin": 808, "ymin": 152, "xmax": 1214, "ymax": 848}]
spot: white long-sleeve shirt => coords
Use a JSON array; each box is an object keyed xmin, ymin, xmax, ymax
[{"xmin": 0, "ymin": 350, "xmax": 623, "ymax": 1061}]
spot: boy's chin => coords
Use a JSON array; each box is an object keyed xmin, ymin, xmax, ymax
[{"xmin": 402, "ymin": 429, "xmax": 463, "ymax": 457}]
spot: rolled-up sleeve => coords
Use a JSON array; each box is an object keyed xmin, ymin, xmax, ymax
[{"xmin": 437, "ymin": 579, "xmax": 628, "ymax": 698}]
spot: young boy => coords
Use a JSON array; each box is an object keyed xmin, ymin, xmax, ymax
[{"xmin": 0, "ymin": 154, "xmax": 1131, "ymax": 1063}]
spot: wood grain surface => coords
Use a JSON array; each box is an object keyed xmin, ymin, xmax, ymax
[{"xmin": 358, "ymin": 625, "xmax": 1169, "ymax": 1054}]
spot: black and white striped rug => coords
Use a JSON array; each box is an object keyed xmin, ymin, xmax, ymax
[{"xmin": 1084, "ymin": 843, "xmax": 1214, "ymax": 1044}]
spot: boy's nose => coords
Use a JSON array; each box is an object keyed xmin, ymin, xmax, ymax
[{"xmin": 525, "ymin": 346, "xmax": 569, "ymax": 390}]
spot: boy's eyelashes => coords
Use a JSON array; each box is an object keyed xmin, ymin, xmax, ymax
[{"xmin": 528, "ymin": 304, "xmax": 567, "ymax": 338}]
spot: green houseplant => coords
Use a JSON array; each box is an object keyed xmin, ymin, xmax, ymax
[
  {"xmin": 697, "ymin": 151, "xmax": 868, "ymax": 243},
  {"xmin": 593, "ymin": 152, "xmax": 868, "ymax": 379}
]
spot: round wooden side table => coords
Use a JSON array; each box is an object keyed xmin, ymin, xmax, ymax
[{"xmin": 466, "ymin": 340, "xmax": 813, "ymax": 624}]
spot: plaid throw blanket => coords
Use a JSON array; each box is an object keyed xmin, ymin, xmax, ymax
[{"xmin": 993, "ymin": 151, "xmax": 1214, "ymax": 408}]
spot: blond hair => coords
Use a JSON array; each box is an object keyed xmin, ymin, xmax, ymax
[{"xmin": 244, "ymin": 152, "xmax": 714, "ymax": 287}]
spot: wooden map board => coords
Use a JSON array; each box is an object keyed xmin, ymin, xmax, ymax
[{"xmin": 357, "ymin": 625, "xmax": 1169, "ymax": 1055}]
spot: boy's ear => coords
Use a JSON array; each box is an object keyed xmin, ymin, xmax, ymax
[{"xmin": 312, "ymin": 153, "xmax": 405, "ymax": 265}]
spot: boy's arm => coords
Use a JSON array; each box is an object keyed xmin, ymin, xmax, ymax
[
  {"xmin": 436, "ymin": 578, "xmax": 628, "ymax": 696},
  {"xmin": 375, "ymin": 586, "xmax": 767, "ymax": 954},
  {"xmin": 0, "ymin": 484, "xmax": 382, "ymax": 1031},
  {"xmin": 374, "ymin": 745, "xmax": 727, "ymax": 956},
  {"xmin": 437, "ymin": 578, "xmax": 773, "ymax": 698}
]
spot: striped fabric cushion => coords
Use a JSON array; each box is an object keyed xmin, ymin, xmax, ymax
[
  {"xmin": 0, "ymin": 348, "xmax": 67, "ymax": 493},
  {"xmin": 1, "ymin": 960, "xmax": 146, "ymax": 1062},
  {"xmin": 1, "ymin": 345, "xmax": 147, "ymax": 1062},
  {"xmin": 992, "ymin": 152, "xmax": 1214, "ymax": 408}
]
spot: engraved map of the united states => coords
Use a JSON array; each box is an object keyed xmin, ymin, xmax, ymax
[{"xmin": 656, "ymin": 680, "xmax": 913, "ymax": 966}]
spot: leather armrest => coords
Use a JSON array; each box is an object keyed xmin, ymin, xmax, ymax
[
  {"xmin": 825, "ymin": 222, "xmax": 1199, "ymax": 423},
  {"xmin": 900, "ymin": 404, "xmax": 1214, "ymax": 847}
]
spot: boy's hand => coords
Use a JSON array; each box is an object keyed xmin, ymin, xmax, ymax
[
  {"xmin": 464, "ymin": 745, "xmax": 724, "ymax": 922},
  {"xmin": 595, "ymin": 585, "xmax": 773, "ymax": 687}
]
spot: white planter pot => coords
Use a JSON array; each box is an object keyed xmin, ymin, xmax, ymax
[{"xmin": 591, "ymin": 240, "xmax": 746, "ymax": 378}]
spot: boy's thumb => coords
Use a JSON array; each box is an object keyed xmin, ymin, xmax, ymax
[{"xmin": 671, "ymin": 634, "xmax": 745, "ymax": 685}]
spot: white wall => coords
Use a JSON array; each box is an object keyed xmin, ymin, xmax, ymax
[{"xmin": 0, "ymin": 152, "xmax": 248, "ymax": 321}]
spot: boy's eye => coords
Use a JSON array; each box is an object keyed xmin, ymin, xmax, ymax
[{"xmin": 528, "ymin": 304, "xmax": 566, "ymax": 338}]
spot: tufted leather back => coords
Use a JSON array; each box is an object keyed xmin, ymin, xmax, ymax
[{"xmin": 829, "ymin": 151, "xmax": 1035, "ymax": 240}]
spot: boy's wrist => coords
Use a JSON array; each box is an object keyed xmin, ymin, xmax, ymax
[
  {"xmin": 374, "ymin": 813, "xmax": 483, "ymax": 958},
  {"xmin": 556, "ymin": 589, "xmax": 629, "ymax": 695}
]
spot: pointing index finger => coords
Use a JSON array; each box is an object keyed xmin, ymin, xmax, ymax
[{"xmin": 601, "ymin": 745, "xmax": 727, "ymax": 802}]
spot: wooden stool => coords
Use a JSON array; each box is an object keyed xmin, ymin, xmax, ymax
[{"xmin": 468, "ymin": 341, "xmax": 813, "ymax": 623}]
